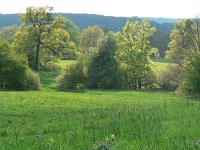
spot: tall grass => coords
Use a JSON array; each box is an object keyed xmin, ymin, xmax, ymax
[{"xmin": 0, "ymin": 91, "xmax": 199, "ymax": 149}]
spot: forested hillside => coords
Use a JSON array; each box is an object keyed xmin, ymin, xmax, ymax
[
  {"xmin": 0, "ymin": 13, "xmax": 178, "ymax": 30},
  {"xmin": 0, "ymin": 13, "xmax": 176, "ymax": 56}
]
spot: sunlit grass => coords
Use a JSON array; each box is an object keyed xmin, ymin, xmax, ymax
[
  {"xmin": 0, "ymin": 91, "xmax": 199, "ymax": 149},
  {"xmin": 152, "ymin": 58, "xmax": 177, "ymax": 75},
  {"xmin": 59, "ymin": 60, "xmax": 76, "ymax": 69}
]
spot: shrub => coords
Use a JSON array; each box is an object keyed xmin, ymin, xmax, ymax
[
  {"xmin": 0, "ymin": 40, "xmax": 28, "ymax": 90},
  {"xmin": 143, "ymin": 68, "xmax": 157, "ymax": 89},
  {"xmin": 158, "ymin": 65, "xmax": 182, "ymax": 91},
  {"xmin": 57, "ymin": 61, "xmax": 87, "ymax": 90},
  {"xmin": 24, "ymin": 69, "xmax": 40, "ymax": 90},
  {"xmin": 56, "ymin": 65, "xmax": 77, "ymax": 89}
]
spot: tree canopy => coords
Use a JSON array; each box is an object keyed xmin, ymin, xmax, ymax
[
  {"xmin": 14, "ymin": 7, "xmax": 75, "ymax": 71},
  {"xmin": 116, "ymin": 20, "xmax": 157, "ymax": 89}
]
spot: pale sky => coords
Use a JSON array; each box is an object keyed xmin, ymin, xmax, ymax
[{"xmin": 0, "ymin": 0, "xmax": 199, "ymax": 18}]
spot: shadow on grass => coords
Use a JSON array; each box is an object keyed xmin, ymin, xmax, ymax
[
  {"xmin": 57, "ymin": 89, "xmax": 87, "ymax": 93},
  {"xmin": 39, "ymin": 69, "xmax": 61, "ymax": 90},
  {"xmin": 56, "ymin": 88, "xmax": 177, "ymax": 95}
]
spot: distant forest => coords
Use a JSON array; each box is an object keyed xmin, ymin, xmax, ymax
[{"xmin": 0, "ymin": 13, "xmax": 178, "ymax": 57}]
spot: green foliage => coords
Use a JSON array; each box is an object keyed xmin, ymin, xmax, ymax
[
  {"xmin": 180, "ymin": 52, "xmax": 200, "ymax": 95},
  {"xmin": 158, "ymin": 65, "xmax": 182, "ymax": 90},
  {"xmin": 24, "ymin": 69, "xmax": 40, "ymax": 90},
  {"xmin": 116, "ymin": 20, "xmax": 157, "ymax": 89},
  {"xmin": 168, "ymin": 18, "xmax": 200, "ymax": 94},
  {"xmin": 63, "ymin": 18, "xmax": 80, "ymax": 44},
  {"xmin": 80, "ymin": 25, "xmax": 105, "ymax": 50},
  {"xmin": 88, "ymin": 32, "xmax": 119, "ymax": 89},
  {"xmin": 0, "ymin": 25, "xmax": 18, "ymax": 41},
  {"xmin": 57, "ymin": 59, "xmax": 87, "ymax": 89},
  {"xmin": 0, "ymin": 39, "xmax": 28, "ymax": 90},
  {"xmin": 0, "ymin": 13, "xmax": 175, "ymax": 57},
  {"xmin": 58, "ymin": 25, "xmax": 108, "ymax": 90},
  {"xmin": 167, "ymin": 19, "xmax": 193, "ymax": 63},
  {"xmin": 150, "ymin": 22, "xmax": 174, "ymax": 57},
  {"xmin": 0, "ymin": 39, "xmax": 40, "ymax": 91},
  {"xmin": 61, "ymin": 49, "xmax": 78, "ymax": 60},
  {"xmin": 48, "ymin": 17, "xmax": 79, "ymax": 60},
  {"xmin": 59, "ymin": 21, "xmax": 160, "ymax": 90},
  {"xmin": 14, "ymin": 7, "xmax": 76, "ymax": 71}
]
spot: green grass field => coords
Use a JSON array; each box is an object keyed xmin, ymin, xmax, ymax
[{"xmin": 0, "ymin": 59, "xmax": 200, "ymax": 150}]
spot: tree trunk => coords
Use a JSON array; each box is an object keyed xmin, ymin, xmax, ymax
[
  {"xmin": 34, "ymin": 31, "xmax": 41, "ymax": 71},
  {"xmin": 34, "ymin": 43, "xmax": 40, "ymax": 71},
  {"xmin": 138, "ymin": 80, "xmax": 142, "ymax": 89}
]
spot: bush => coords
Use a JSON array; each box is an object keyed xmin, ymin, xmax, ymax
[
  {"xmin": 0, "ymin": 40, "xmax": 28, "ymax": 90},
  {"xmin": 158, "ymin": 65, "xmax": 182, "ymax": 91},
  {"xmin": 24, "ymin": 69, "xmax": 40, "ymax": 90},
  {"xmin": 56, "ymin": 65, "xmax": 76, "ymax": 89},
  {"xmin": 57, "ymin": 61, "xmax": 87, "ymax": 90},
  {"xmin": 143, "ymin": 68, "xmax": 157, "ymax": 89}
]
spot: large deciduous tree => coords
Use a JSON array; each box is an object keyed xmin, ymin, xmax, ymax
[
  {"xmin": 166, "ymin": 19, "xmax": 193, "ymax": 64},
  {"xmin": 116, "ymin": 20, "xmax": 157, "ymax": 89},
  {"xmin": 168, "ymin": 18, "xmax": 200, "ymax": 94},
  {"xmin": 14, "ymin": 6, "xmax": 75, "ymax": 71}
]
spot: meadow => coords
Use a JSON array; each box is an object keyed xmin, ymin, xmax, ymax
[
  {"xmin": 152, "ymin": 58, "xmax": 176, "ymax": 73},
  {"xmin": 0, "ymin": 60, "xmax": 200, "ymax": 150}
]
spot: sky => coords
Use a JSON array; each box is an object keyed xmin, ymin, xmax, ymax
[{"xmin": 0, "ymin": 0, "xmax": 200, "ymax": 18}]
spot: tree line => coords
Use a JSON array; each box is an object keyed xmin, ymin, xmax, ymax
[
  {"xmin": 0, "ymin": 6, "xmax": 200, "ymax": 95},
  {"xmin": 0, "ymin": 13, "xmax": 175, "ymax": 58}
]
